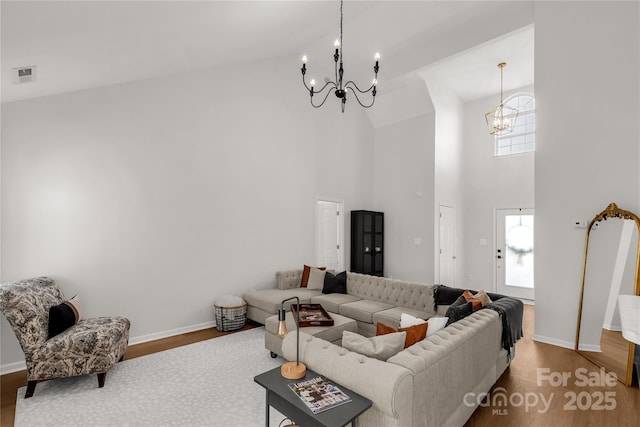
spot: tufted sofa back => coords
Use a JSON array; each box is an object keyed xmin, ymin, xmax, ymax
[
  {"xmin": 276, "ymin": 270, "xmax": 436, "ymax": 316},
  {"xmin": 276, "ymin": 270, "xmax": 303, "ymax": 290},
  {"xmin": 346, "ymin": 272, "xmax": 436, "ymax": 317}
]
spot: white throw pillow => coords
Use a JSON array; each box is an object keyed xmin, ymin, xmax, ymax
[
  {"xmin": 400, "ymin": 312, "xmax": 427, "ymax": 328},
  {"xmin": 426, "ymin": 316, "xmax": 449, "ymax": 336},
  {"xmin": 306, "ymin": 267, "xmax": 326, "ymax": 290},
  {"xmin": 342, "ymin": 330, "xmax": 406, "ymax": 361}
]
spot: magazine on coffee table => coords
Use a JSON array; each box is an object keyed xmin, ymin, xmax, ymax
[{"xmin": 288, "ymin": 375, "xmax": 352, "ymax": 414}]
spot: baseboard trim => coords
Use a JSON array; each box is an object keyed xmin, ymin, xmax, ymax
[
  {"xmin": 1, "ymin": 360, "xmax": 27, "ymax": 376},
  {"xmin": 532, "ymin": 334, "xmax": 575, "ymax": 350},
  {"xmin": 127, "ymin": 321, "xmax": 216, "ymax": 346},
  {"xmin": 1, "ymin": 320, "xmax": 217, "ymax": 375},
  {"xmin": 577, "ymin": 343, "xmax": 602, "ymax": 352}
]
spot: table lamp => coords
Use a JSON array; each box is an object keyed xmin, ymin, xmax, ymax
[{"xmin": 277, "ymin": 296, "xmax": 307, "ymax": 379}]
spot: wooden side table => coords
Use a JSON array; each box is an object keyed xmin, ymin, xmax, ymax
[{"xmin": 254, "ymin": 366, "xmax": 372, "ymax": 427}]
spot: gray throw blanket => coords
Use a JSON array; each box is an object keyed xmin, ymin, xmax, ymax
[{"xmin": 484, "ymin": 297, "xmax": 523, "ymax": 361}]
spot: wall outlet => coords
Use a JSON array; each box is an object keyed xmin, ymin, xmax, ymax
[{"xmin": 574, "ymin": 220, "xmax": 588, "ymax": 229}]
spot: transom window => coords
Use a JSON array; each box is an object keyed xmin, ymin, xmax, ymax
[{"xmin": 496, "ymin": 93, "xmax": 535, "ymax": 156}]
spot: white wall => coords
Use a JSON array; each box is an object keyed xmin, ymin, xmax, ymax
[
  {"xmin": 462, "ymin": 85, "xmax": 535, "ymax": 292},
  {"xmin": 1, "ymin": 56, "xmax": 374, "ymax": 368},
  {"xmin": 420, "ymin": 80, "xmax": 465, "ymax": 286},
  {"xmin": 373, "ymin": 113, "xmax": 436, "ymax": 282},
  {"xmin": 534, "ymin": 1, "xmax": 640, "ymax": 348}
]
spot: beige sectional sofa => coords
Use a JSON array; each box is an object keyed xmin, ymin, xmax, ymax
[
  {"xmin": 244, "ymin": 270, "xmax": 438, "ymax": 336},
  {"xmin": 243, "ymin": 269, "xmax": 515, "ymax": 427}
]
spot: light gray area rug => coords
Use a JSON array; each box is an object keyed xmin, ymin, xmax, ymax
[{"xmin": 15, "ymin": 327, "xmax": 289, "ymax": 426}]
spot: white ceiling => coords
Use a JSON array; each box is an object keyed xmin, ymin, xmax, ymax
[
  {"xmin": 420, "ymin": 25, "xmax": 535, "ymax": 103},
  {"xmin": 1, "ymin": 1, "xmax": 535, "ymax": 125}
]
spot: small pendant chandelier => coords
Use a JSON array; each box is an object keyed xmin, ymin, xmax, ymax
[
  {"xmin": 300, "ymin": 0, "xmax": 380, "ymax": 113},
  {"xmin": 485, "ymin": 62, "xmax": 519, "ymax": 136}
]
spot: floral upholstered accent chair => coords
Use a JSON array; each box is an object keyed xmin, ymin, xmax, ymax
[{"xmin": 0, "ymin": 277, "xmax": 130, "ymax": 398}]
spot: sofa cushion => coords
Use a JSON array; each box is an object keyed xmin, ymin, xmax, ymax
[
  {"xmin": 445, "ymin": 298, "xmax": 474, "ymax": 326},
  {"xmin": 462, "ymin": 290, "xmax": 483, "ymax": 311},
  {"xmin": 301, "ymin": 265, "xmax": 326, "ymax": 287},
  {"xmin": 376, "ymin": 322, "xmax": 428, "ymax": 348},
  {"xmin": 473, "ymin": 290, "xmax": 492, "ymax": 307},
  {"xmin": 339, "ymin": 299, "xmax": 395, "ymax": 324},
  {"xmin": 310, "ymin": 293, "xmax": 362, "ymax": 314},
  {"xmin": 48, "ymin": 294, "xmax": 83, "ymax": 339},
  {"xmin": 342, "ymin": 330, "xmax": 406, "ymax": 361},
  {"xmin": 372, "ymin": 307, "xmax": 432, "ymax": 329},
  {"xmin": 322, "ymin": 271, "xmax": 347, "ymax": 294},
  {"xmin": 400, "ymin": 312, "xmax": 427, "ymax": 328},
  {"xmin": 307, "ymin": 268, "xmax": 327, "ymax": 290},
  {"xmin": 426, "ymin": 316, "xmax": 449, "ymax": 336},
  {"xmin": 243, "ymin": 288, "xmax": 321, "ymax": 315}
]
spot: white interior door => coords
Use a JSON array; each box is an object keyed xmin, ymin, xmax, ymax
[
  {"xmin": 496, "ymin": 208, "xmax": 535, "ymax": 300},
  {"xmin": 439, "ymin": 205, "xmax": 456, "ymax": 286},
  {"xmin": 316, "ymin": 200, "xmax": 344, "ymax": 271}
]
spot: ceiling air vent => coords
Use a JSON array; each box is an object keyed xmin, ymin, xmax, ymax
[{"xmin": 13, "ymin": 66, "xmax": 37, "ymax": 84}]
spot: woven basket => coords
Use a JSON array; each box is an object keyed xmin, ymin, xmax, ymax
[{"xmin": 214, "ymin": 301, "xmax": 247, "ymax": 332}]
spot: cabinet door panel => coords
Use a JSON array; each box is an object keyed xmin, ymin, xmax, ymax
[{"xmin": 351, "ymin": 210, "xmax": 384, "ymax": 276}]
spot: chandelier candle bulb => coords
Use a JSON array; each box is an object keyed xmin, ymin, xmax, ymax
[{"xmin": 299, "ymin": 0, "xmax": 379, "ymax": 112}]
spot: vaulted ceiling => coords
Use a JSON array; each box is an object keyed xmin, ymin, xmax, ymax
[{"xmin": 1, "ymin": 1, "xmax": 535, "ymax": 126}]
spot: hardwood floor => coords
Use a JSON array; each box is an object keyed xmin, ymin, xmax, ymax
[
  {"xmin": 1, "ymin": 308, "xmax": 639, "ymax": 426},
  {"xmin": 579, "ymin": 328, "xmax": 630, "ymax": 382},
  {"xmin": 467, "ymin": 305, "xmax": 640, "ymax": 426}
]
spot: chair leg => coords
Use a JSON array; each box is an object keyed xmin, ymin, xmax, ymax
[
  {"xmin": 25, "ymin": 381, "xmax": 37, "ymax": 398},
  {"xmin": 97, "ymin": 372, "xmax": 106, "ymax": 388}
]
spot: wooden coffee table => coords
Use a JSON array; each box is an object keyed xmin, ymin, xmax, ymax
[{"xmin": 255, "ymin": 366, "xmax": 372, "ymax": 427}]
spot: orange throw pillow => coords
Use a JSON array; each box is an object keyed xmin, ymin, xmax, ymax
[
  {"xmin": 300, "ymin": 265, "xmax": 326, "ymax": 287},
  {"xmin": 376, "ymin": 322, "xmax": 428, "ymax": 348},
  {"xmin": 462, "ymin": 290, "xmax": 483, "ymax": 311}
]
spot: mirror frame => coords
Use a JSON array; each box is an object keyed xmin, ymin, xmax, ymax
[{"xmin": 575, "ymin": 202, "xmax": 640, "ymax": 386}]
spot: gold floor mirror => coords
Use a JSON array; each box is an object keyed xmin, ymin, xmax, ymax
[{"xmin": 575, "ymin": 203, "xmax": 640, "ymax": 386}]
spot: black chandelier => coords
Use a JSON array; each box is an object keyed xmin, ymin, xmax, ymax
[{"xmin": 300, "ymin": 0, "xmax": 380, "ymax": 113}]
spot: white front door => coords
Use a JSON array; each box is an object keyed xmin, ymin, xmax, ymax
[
  {"xmin": 439, "ymin": 205, "xmax": 456, "ymax": 286},
  {"xmin": 316, "ymin": 200, "xmax": 344, "ymax": 271},
  {"xmin": 496, "ymin": 208, "xmax": 535, "ymax": 300}
]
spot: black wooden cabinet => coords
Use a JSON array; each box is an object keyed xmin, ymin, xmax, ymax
[{"xmin": 350, "ymin": 210, "xmax": 384, "ymax": 276}]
